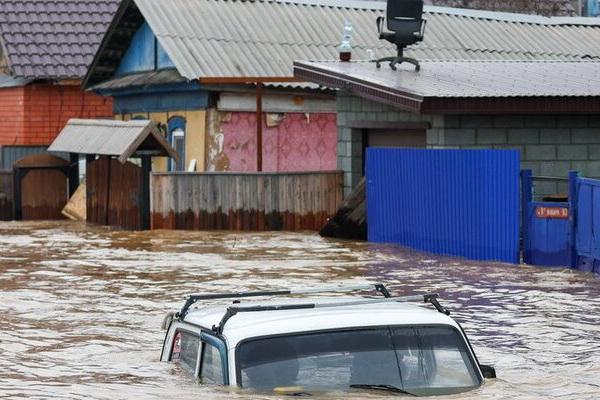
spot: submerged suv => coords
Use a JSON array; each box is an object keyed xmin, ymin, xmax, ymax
[{"xmin": 161, "ymin": 283, "xmax": 496, "ymax": 396}]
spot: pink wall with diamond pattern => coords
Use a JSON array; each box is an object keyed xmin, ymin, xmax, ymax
[{"xmin": 220, "ymin": 112, "xmax": 337, "ymax": 172}]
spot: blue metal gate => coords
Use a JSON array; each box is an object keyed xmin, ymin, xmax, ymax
[
  {"xmin": 521, "ymin": 170, "xmax": 574, "ymax": 267},
  {"xmin": 522, "ymin": 170, "xmax": 600, "ymax": 273},
  {"xmin": 366, "ymin": 148, "xmax": 520, "ymax": 263},
  {"xmin": 574, "ymin": 177, "xmax": 600, "ymax": 273}
]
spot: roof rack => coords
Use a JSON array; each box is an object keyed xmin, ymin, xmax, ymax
[
  {"xmin": 176, "ymin": 283, "xmax": 391, "ymax": 321},
  {"xmin": 211, "ymin": 293, "xmax": 450, "ymax": 334}
]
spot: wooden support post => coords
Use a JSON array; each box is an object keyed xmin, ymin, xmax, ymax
[
  {"xmin": 140, "ymin": 155, "xmax": 151, "ymax": 230},
  {"xmin": 256, "ymin": 82, "xmax": 263, "ymax": 172},
  {"xmin": 68, "ymin": 153, "xmax": 79, "ymax": 197},
  {"xmin": 13, "ymin": 167, "xmax": 22, "ymax": 220},
  {"xmin": 105, "ymin": 157, "xmax": 111, "ymax": 226}
]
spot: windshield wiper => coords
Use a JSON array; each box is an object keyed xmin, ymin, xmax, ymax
[{"xmin": 350, "ymin": 384, "xmax": 415, "ymax": 396}]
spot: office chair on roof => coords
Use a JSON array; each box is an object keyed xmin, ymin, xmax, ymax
[{"xmin": 374, "ymin": 0, "xmax": 426, "ymax": 71}]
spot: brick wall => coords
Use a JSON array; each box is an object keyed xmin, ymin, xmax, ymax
[
  {"xmin": 22, "ymin": 84, "xmax": 113, "ymax": 145},
  {"xmin": 337, "ymin": 93, "xmax": 600, "ymax": 196},
  {"xmin": 0, "ymin": 86, "xmax": 26, "ymax": 145},
  {"xmin": 0, "ymin": 83, "xmax": 113, "ymax": 146}
]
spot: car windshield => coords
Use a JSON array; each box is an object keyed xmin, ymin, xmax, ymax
[{"xmin": 237, "ymin": 326, "xmax": 482, "ymax": 396}]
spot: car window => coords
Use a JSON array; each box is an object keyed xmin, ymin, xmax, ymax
[
  {"xmin": 200, "ymin": 341, "xmax": 224, "ymax": 384},
  {"xmin": 239, "ymin": 328, "xmax": 399, "ymax": 390},
  {"xmin": 392, "ymin": 326, "xmax": 480, "ymax": 391},
  {"xmin": 171, "ymin": 330, "xmax": 200, "ymax": 374},
  {"xmin": 237, "ymin": 326, "xmax": 481, "ymax": 395}
]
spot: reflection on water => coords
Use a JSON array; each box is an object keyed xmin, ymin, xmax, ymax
[{"xmin": 1, "ymin": 221, "xmax": 599, "ymax": 399}]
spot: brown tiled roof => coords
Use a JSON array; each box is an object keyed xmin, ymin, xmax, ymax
[{"xmin": 0, "ymin": 0, "xmax": 120, "ymax": 80}]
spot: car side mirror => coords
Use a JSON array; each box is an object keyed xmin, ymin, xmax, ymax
[{"xmin": 480, "ymin": 364, "xmax": 496, "ymax": 379}]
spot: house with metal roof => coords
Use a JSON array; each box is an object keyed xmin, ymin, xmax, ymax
[
  {"xmin": 0, "ymin": 0, "xmax": 119, "ymax": 163},
  {"xmin": 295, "ymin": 56, "xmax": 600, "ymax": 197},
  {"xmin": 83, "ymin": 0, "xmax": 600, "ymax": 179}
]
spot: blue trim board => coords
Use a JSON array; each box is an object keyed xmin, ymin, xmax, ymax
[
  {"xmin": 113, "ymin": 90, "xmax": 210, "ymax": 114},
  {"xmin": 168, "ymin": 116, "xmax": 186, "ymax": 172},
  {"xmin": 97, "ymin": 80, "xmax": 202, "ymax": 97},
  {"xmin": 168, "ymin": 116, "xmax": 186, "ymax": 132}
]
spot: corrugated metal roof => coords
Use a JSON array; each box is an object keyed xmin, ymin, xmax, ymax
[
  {"xmin": 0, "ymin": 0, "xmax": 121, "ymax": 80},
  {"xmin": 128, "ymin": 0, "xmax": 600, "ymax": 81},
  {"xmin": 294, "ymin": 59, "xmax": 600, "ymax": 98},
  {"xmin": 48, "ymin": 119, "xmax": 178, "ymax": 163},
  {"xmin": 423, "ymin": 2, "xmax": 578, "ymax": 18},
  {"xmin": 91, "ymin": 69, "xmax": 188, "ymax": 91}
]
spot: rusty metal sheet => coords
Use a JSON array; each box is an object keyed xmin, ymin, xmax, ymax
[
  {"xmin": 12, "ymin": 154, "xmax": 70, "ymax": 221},
  {"xmin": 20, "ymin": 169, "xmax": 68, "ymax": 220},
  {"xmin": 87, "ymin": 157, "xmax": 142, "ymax": 230},
  {"xmin": 150, "ymin": 171, "xmax": 343, "ymax": 231}
]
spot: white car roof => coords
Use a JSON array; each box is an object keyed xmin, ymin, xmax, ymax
[{"xmin": 183, "ymin": 296, "xmax": 460, "ymax": 349}]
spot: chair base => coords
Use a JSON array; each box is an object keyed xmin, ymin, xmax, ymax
[{"xmin": 374, "ymin": 56, "xmax": 420, "ymax": 71}]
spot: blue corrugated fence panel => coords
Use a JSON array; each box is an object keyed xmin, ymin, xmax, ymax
[{"xmin": 366, "ymin": 149, "xmax": 520, "ymax": 263}]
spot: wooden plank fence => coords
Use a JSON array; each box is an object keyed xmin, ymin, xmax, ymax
[
  {"xmin": 151, "ymin": 171, "xmax": 343, "ymax": 231},
  {"xmin": 0, "ymin": 170, "xmax": 13, "ymax": 220}
]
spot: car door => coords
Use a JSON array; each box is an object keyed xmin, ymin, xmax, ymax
[
  {"xmin": 170, "ymin": 328, "xmax": 201, "ymax": 375},
  {"xmin": 166, "ymin": 324, "xmax": 229, "ymax": 384},
  {"xmin": 198, "ymin": 333, "xmax": 228, "ymax": 384}
]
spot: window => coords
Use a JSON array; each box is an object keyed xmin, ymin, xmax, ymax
[
  {"xmin": 171, "ymin": 330, "xmax": 200, "ymax": 374},
  {"xmin": 168, "ymin": 117, "xmax": 186, "ymax": 171},
  {"xmin": 200, "ymin": 342, "xmax": 224, "ymax": 384},
  {"xmin": 237, "ymin": 326, "xmax": 481, "ymax": 395}
]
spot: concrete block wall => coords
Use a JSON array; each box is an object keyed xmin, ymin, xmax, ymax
[
  {"xmin": 337, "ymin": 93, "xmax": 600, "ymax": 197},
  {"xmin": 336, "ymin": 93, "xmax": 440, "ymax": 195},
  {"xmin": 446, "ymin": 115, "xmax": 600, "ymax": 195}
]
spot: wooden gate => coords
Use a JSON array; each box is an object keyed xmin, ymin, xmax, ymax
[
  {"xmin": 13, "ymin": 154, "xmax": 70, "ymax": 220},
  {"xmin": 86, "ymin": 157, "xmax": 142, "ymax": 230}
]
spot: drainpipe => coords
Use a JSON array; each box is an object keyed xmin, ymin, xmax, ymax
[{"xmin": 256, "ymin": 82, "xmax": 263, "ymax": 172}]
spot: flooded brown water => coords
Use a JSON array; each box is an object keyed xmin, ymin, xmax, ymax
[{"xmin": 1, "ymin": 221, "xmax": 599, "ymax": 400}]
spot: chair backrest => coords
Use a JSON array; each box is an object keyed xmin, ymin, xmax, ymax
[{"xmin": 386, "ymin": 0, "xmax": 424, "ymax": 32}]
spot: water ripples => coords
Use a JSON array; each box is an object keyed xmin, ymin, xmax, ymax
[{"xmin": 1, "ymin": 221, "xmax": 599, "ymax": 399}]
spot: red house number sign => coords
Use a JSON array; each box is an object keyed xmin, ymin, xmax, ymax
[{"xmin": 535, "ymin": 206, "xmax": 569, "ymax": 219}]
